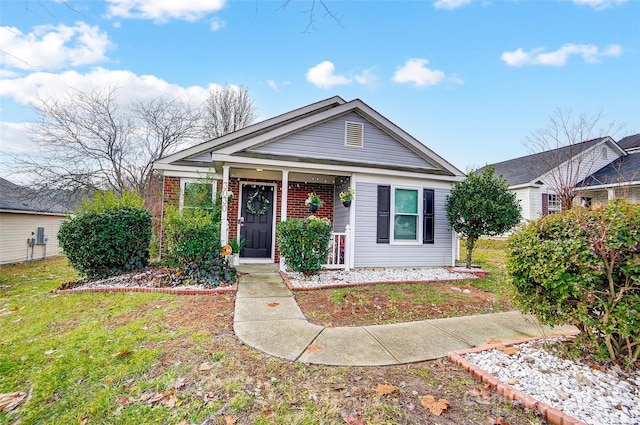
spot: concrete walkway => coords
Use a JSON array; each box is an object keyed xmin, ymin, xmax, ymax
[{"xmin": 233, "ymin": 264, "xmax": 578, "ymax": 366}]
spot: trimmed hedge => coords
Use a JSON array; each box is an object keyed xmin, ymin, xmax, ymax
[
  {"xmin": 58, "ymin": 207, "xmax": 152, "ymax": 279},
  {"xmin": 507, "ymin": 199, "xmax": 640, "ymax": 365},
  {"xmin": 276, "ymin": 217, "xmax": 332, "ymax": 275}
]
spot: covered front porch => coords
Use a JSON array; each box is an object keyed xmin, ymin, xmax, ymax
[{"xmin": 218, "ymin": 165, "xmax": 355, "ymax": 270}]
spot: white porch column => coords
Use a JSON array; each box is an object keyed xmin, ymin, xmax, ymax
[
  {"xmin": 281, "ymin": 170, "xmax": 289, "ymax": 222},
  {"xmin": 607, "ymin": 187, "xmax": 616, "ymax": 201},
  {"xmin": 220, "ymin": 165, "xmax": 230, "ymax": 245},
  {"xmin": 348, "ymin": 173, "xmax": 357, "ymax": 269},
  {"xmin": 279, "ymin": 170, "xmax": 289, "ymax": 271}
]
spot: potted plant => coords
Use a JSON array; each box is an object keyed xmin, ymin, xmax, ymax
[
  {"xmin": 229, "ymin": 237, "xmax": 246, "ymax": 266},
  {"xmin": 305, "ymin": 192, "xmax": 323, "ymax": 213},
  {"xmin": 339, "ymin": 187, "xmax": 355, "ymax": 207}
]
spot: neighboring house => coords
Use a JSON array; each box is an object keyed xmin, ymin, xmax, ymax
[
  {"xmin": 486, "ymin": 133, "xmax": 639, "ymax": 221},
  {"xmin": 0, "ymin": 178, "xmax": 73, "ymax": 264},
  {"xmin": 154, "ymin": 96, "xmax": 466, "ymax": 269}
]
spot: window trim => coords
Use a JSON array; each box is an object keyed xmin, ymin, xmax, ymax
[
  {"xmin": 180, "ymin": 178, "xmax": 217, "ymax": 211},
  {"xmin": 390, "ymin": 185, "xmax": 421, "ymax": 244}
]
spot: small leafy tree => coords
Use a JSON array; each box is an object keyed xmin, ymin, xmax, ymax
[
  {"xmin": 445, "ymin": 166, "xmax": 521, "ymax": 268},
  {"xmin": 58, "ymin": 190, "xmax": 151, "ymax": 279},
  {"xmin": 508, "ymin": 199, "xmax": 639, "ymax": 365},
  {"xmin": 276, "ymin": 217, "xmax": 332, "ymax": 275}
]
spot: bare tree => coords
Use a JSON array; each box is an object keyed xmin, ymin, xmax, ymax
[
  {"xmin": 525, "ymin": 108, "xmax": 622, "ymax": 210},
  {"xmin": 202, "ymin": 84, "xmax": 257, "ymax": 140},
  {"xmin": 15, "ymin": 86, "xmax": 201, "ymax": 205}
]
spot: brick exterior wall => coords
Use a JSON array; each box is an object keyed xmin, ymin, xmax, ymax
[{"xmin": 161, "ymin": 175, "xmax": 335, "ymax": 264}]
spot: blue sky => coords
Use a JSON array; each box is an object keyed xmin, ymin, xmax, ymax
[{"xmin": 1, "ymin": 0, "xmax": 639, "ymax": 176}]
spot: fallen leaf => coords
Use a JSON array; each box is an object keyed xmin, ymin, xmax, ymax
[
  {"xmin": 199, "ymin": 362, "xmax": 213, "ymax": 371},
  {"xmin": 267, "ymin": 302, "xmax": 280, "ymax": 307},
  {"xmin": 225, "ymin": 416, "xmax": 238, "ymax": 425},
  {"xmin": 147, "ymin": 393, "xmax": 164, "ymax": 405},
  {"xmin": 324, "ymin": 323, "xmax": 335, "ymax": 328},
  {"xmin": 487, "ymin": 416, "xmax": 511, "ymax": 425},
  {"xmin": 342, "ymin": 413, "xmax": 365, "ymax": 425},
  {"xmin": 496, "ymin": 344, "xmax": 518, "ymax": 355},
  {"xmin": 469, "ymin": 386, "xmax": 492, "ymax": 400},
  {"xmin": 0, "ymin": 391, "xmax": 27, "ymax": 412},
  {"xmin": 262, "ymin": 408, "xmax": 273, "ymax": 417},
  {"xmin": 78, "ymin": 415, "xmax": 88, "ymax": 425},
  {"xmin": 113, "ymin": 349, "xmax": 132, "ymax": 357},
  {"xmin": 375, "ymin": 383, "xmax": 398, "ymax": 396},
  {"xmin": 11, "ymin": 306, "xmax": 19, "ymax": 311},
  {"xmin": 306, "ymin": 344, "xmax": 323, "ymax": 354},
  {"xmin": 420, "ymin": 395, "xmax": 449, "ymax": 416},
  {"xmin": 486, "ymin": 338, "xmax": 501, "ymax": 344},
  {"xmin": 249, "ymin": 291, "xmax": 257, "ymax": 295},
  {"xmin": 115, "ymin": 396, "xmax": 132, "ymax": 406}
]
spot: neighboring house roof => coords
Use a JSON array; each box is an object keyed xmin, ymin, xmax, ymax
[
  {"xmin": 155, "ymin": 97, "xmax": 465, "ymax": 179},
  {"xmin": 0, "ymin": 178, "xmax": 72, "ymax": 215},
  {"xmin": 618, "ymin": 133, "xmax": 640, "ymax": 153},
  {"xmin": 579, "ymin": 151, "xmax": 640, "ymax": 187},
  {"xmin": 487, "ymin": 137, "xmax": 611, "ymax": 186}
]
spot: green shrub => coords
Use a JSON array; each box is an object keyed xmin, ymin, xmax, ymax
[
  {"xmin": 163, "ymin": 206, "xmax": 235, "ymax": 287},
  {"xmin": 507, "ymin": 199, "xmax": 640, "ymax": 365},
  {"xmin": 276, "ymin": 217, "xmax": 332, "ymax": 275},
  {"xmin": 58, "ymin": 206, "xmax": 152, "ymax": 279}
]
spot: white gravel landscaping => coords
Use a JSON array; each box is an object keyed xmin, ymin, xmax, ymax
[
  {"xmin": 465, "ymin": 339, "xmax": 640, "ymax": 425},
  {"xmin": 284, "ymin": 267, "xmax": 481, "ymax": 289}
]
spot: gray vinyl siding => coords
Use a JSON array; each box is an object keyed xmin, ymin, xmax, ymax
[
  {"xmin": 333, "ymin": 178, "xmax": 351, "ymax": 232},
  {"xmin": 250, "ymin": 112, "xmax": 437, "ymax": 170},
  {"xmin": 354, "ymin": 182, "xmax": 453, "ymax": 267}
]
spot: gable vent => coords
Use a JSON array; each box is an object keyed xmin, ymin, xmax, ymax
[{"xmin": 345, "ymin": 121, "xmax": 364, "ymax": 148}]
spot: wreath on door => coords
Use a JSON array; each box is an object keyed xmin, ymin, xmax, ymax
[{"xmin": 246, "ymin": 189, "xmax": 270, "ymax": 216}]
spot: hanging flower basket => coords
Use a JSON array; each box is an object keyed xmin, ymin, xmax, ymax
[
  {"xmin": 342, "ymin": 200, "xmax": 351, "ymax": 208},
  {"xmin": 305, "ymin": 192, "xmax": 322, "ymax": 213}
]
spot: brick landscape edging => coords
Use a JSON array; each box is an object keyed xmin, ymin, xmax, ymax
[
  {"xmin": 447, "ymin": 334, "xmax": 585, "ymax": 425},
  {"xmin": 280, "ymin": 269, "xmax": 487, "ymax": 291},
  {"xmin": 55, "ymin": 282, "xmax": 237, "ymax": 295}
]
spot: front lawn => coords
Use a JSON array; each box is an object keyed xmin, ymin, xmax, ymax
[{"xmin": 1, "ymin": 247, "xmax": 546, "ymax": 425}]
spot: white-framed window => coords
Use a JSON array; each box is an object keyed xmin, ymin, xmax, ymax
[
  {"xmin": 391, "ymin": 187, "xmax": 420, "ymax": 243},
  {"xmin": 180, "ymin": 179, "xmax": 216, "ymax": 211},
  {"xmin": 548, "ymin": 193, "xmax": 561, "ymax": 214}
]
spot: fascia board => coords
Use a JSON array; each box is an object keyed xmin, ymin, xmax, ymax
[
  {"xmin": 0, "ymin": 209, "xmax": 68, "ymax": 217},
  {"xmin": 579, "ymin": 180, "xmax": 640, "ymax": 190},
  {"xmin": 155, "ymin": 96, "xmax": 346, "ymax": 165}
]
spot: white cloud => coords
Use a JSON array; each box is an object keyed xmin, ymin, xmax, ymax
[
  {"xmin": 0, "ymin": 67, "xmax": 214, "ymax": 107},
  {"xmin": 0, "ymin": 122, "xmax": 34, "ymax": 155},
  {"xmin": 501, "ymin": 43, "xmax": 623, "ymax": 67},
  {"xmin": 354, "ymin": 67, "xmax": 379, "ymax": 87},
  {"xmin": 106, "ymin": 0, "xmax": 226, "ymax": 23},
  {"xmin": 392, "ymin": 58, "xmax": 448, "ymax": 87},
  {"xmin": 0, "ymin": 22, "xmax": 112, "ymax": 71},
  {"xmin": 267, "ymin": 80, "xmax": 279, "ymax": 91},
  {"xmin": 210, "ymin": 17, "xmax": 225, "ymax": 31},
  {"xmin": 306, "ymin": 61, "xmax": 351, "ymax": 89},
  {"xmin": 573, "ymin": 0, "xmax": 627, "ymax": 10},
  {"xmin": 434, "ymin": 0, "xmax": 472, "ymax": 10}
]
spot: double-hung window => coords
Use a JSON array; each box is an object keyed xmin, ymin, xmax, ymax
[
  {"xmin": 181, "ymin": 179, "xmax": 215, "ymax": 211},
  {"xmin": 393, "ymin": 188, "xmax": 419, "ymax": 241},
  {"xmin": 377, "ymin": 185, "xmax": 435, "ymax": 244}
]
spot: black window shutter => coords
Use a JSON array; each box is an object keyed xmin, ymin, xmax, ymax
[
  {"xmin": 542, "ymin": 193, "xmax": 549, "ymax": 216},
  {"xmin": 377, "ymin": 185, "xmax": 390, "ymax": 243},
  {"xmin": 423, "ymin": 189, "xmax": 435, "ymax": 244}
]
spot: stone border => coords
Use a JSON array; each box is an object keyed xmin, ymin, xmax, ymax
[
  {"xmin": 279, "ymin": 269, "xmax": 487, "ymax": 292},
  {"xmin": 55, "ymin": 282, "xmax": 237, "ymax": 295},
  {"xmin": 447, "ymin": 334, "xmax": 585, "ymax": 425}
]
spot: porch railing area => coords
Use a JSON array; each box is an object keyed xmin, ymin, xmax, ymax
[{"xmin": 325, "ymin": 225, "xmax": 350, "ymax": 270}]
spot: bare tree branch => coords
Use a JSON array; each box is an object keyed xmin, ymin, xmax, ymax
[
  {"xmin": 202, "ymin": 84, "xmax": 257, "ymax": 140},
  {"xmin": 524, "ymin": 108, "xmax": 623, "ymax": 210}
]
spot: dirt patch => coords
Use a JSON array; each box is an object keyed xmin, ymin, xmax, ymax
[{"xmin": 295, "ymin": 282, "xmax": 513, "ymax": 327}]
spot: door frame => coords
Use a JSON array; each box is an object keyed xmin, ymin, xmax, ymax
[{"xmin": 237, "ymin": 181, "xmax": 277, "ymax": 263}]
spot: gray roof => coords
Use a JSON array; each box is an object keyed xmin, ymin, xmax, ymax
[
  {"xmin": 486, "ymin": 138, "xmax": 605, "ymax": 186},
  {"xmin": 579, "ymin": 151, "xmax": 640, "ymax": 186},
  {"xmin": 617, "ymin": 133, "xmax": 640, "ymax": 151},
  {"xmin": 0, "ymin": 178, "xmax": 73, "ymax": 214}
]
